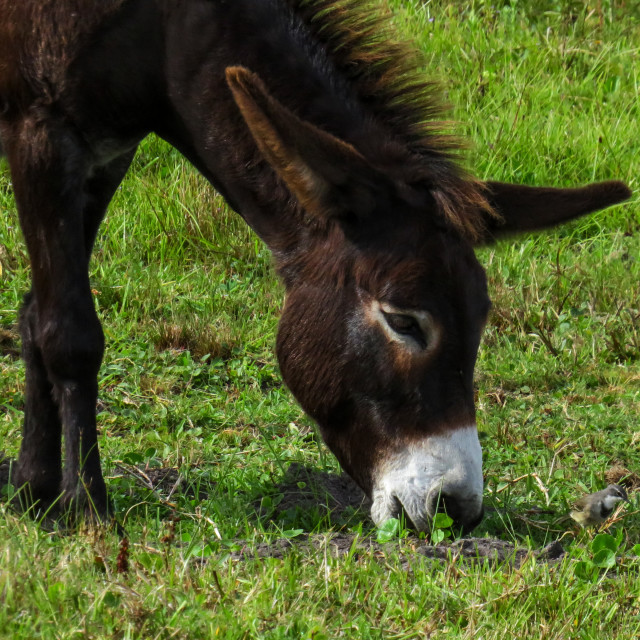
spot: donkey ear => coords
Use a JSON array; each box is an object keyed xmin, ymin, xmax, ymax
[
  {"xmin": 226, "ymin": 66, "xmax": 389, "ymax": 224},
  {"xmin": 477, "ymin": 180, "xmax": 631, "ymax": 243}
]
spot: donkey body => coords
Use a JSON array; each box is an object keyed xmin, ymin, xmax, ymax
[{"xmin": 0, "ymin": 0, "xmax": 630, "ymax": 531}]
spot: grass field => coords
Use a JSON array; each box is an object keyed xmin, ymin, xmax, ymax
[{"xmin": 1, "ymin": 1, "xmax": 640, "ymax": 638}]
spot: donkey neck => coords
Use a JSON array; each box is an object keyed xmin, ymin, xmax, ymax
[{"xmin": 158, "ymin": 0, "xmax": 397, "ymax": 247}]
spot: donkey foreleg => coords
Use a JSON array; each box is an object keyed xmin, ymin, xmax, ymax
[
  {"xmin": 6, "ymin": 122, "xmax": 131, "ymax": 519},
  {"xmin": 15, "ymin": 290, "xmax": 64, "ymax": 508}
]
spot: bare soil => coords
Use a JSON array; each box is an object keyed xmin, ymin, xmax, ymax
[{"xmin": 227, "ymin": 532, "xmax": 565, "ymax": 568}]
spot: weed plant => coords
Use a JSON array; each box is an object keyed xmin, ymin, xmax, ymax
[{"xmin": 1, "ymin": 1, "xmax": 639, "ymax": 638}]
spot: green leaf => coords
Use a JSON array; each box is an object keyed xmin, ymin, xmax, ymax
[
  {"xmin": 144, "ymin": 446, "xmax": 157, "ymax": 459},
  {"xmin": 188, "ymin": 545, "xmax": 214, "ymax": 559},
  {"xmin": 591, "ymin": 533, "xmax": 618, "ymax": 555},
  {"xmin": 282, "ymin": 529, "xmax": 304, "ymax": 539},
  {"xmin": 376, "ymin": 517, "xmax": 400, "ymax": 543},
  {"xmin": 431, "ymin": 528, "xmax": 445, "ymax": 545},
  {"xmin": 433, "ymin": 513, "xmax": 454, "ymax": 529},
  {"xmin": 592, "ymin": 548, "xmax": 616, "ymax": 569},
  {"xmin": 614, "ymin": 527, "xmax": 625, "ymax": 548},
  {"xmin": 122, "ymin": 451, "xmax": 144, "ymax": 465},
  {"xmin": 631, "ymin": 544, "xmax": 640, "ymax": 557}
]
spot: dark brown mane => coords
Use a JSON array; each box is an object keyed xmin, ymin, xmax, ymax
[
  {"xmin": 288, "ymin": 0, "xmax": 497, "ymax": 240},
  {"xmin": 289, "ymin": 0, "xmax": 452, "ymax": 158}
]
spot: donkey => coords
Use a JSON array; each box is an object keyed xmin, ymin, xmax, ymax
[{"xmin": 0, "ymin": 0, "xmax": 630, "ymax": 532}]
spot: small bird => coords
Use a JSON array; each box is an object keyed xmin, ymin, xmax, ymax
[{"xmin": 569, "ymin": 484, "xmax": 630, "ymax": 527}]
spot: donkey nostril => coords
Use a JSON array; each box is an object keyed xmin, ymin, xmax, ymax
[
  {"xmin": 428, "ymin": 489, "xmax": 484, "ymax": 533},
  {"xmin": 429, "ymin": 491, "xmax": 460, "ymax": 520}
]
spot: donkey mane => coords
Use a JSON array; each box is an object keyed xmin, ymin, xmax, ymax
[
  {"xmin": 287, "ymin": 0, "xmax": 496, "ymax": 239},
  {"xmin": 290, "ymin": 0, "xmax": 453, "ymax": 158}
]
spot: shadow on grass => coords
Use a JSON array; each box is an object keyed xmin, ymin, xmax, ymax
[{"xmin": 250, "ymin": 462, "xmax": 370, "ymax": 532}]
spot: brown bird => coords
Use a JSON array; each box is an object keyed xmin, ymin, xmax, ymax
[{"xmin": 569, "ymin": 484, "xmax": 630, "ymax": 527}]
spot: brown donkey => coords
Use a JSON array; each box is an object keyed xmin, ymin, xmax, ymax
[{"xmin": 0, "ymin": 0, "xmax": 631, "ymax": 531}]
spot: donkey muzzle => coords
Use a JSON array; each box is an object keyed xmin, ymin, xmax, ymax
[{"xmin": 370, "ymin": 425, "xmax": 484, "ymax": 533}]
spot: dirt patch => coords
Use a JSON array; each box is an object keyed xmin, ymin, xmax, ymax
[
  {"xmin": 228, "ymin": 533, "xmax": 380, "ymax": 562},
  {"xmin": 418, "ymin": 537, "xmax": 566, "ymax": 565},
  {"xmin": 227, "ymin": 532, "xmax": 566, "ymax": 568}
]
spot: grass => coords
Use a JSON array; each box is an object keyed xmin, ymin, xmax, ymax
[{"xmin": 1, "ymin": 0, "xmax": 640, "ymax": 637}]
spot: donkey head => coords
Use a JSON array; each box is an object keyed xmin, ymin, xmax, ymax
[{"xmin": 226, "ymin": 67, "xmax": 631, "ymax": 532}]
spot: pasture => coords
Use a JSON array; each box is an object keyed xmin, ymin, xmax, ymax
[{"xmin": 1, "ymin": 0, "xmax": 639, "ymax": 637}]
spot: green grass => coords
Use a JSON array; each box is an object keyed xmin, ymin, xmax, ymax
[{"xmin": 1, "ymin": 1, "xmax": 640, "ymax": 638}]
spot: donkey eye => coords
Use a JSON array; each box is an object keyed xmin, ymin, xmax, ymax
[{"xmin": 382, "ymin": 311, "xmax": 427, "ymax": 348}]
